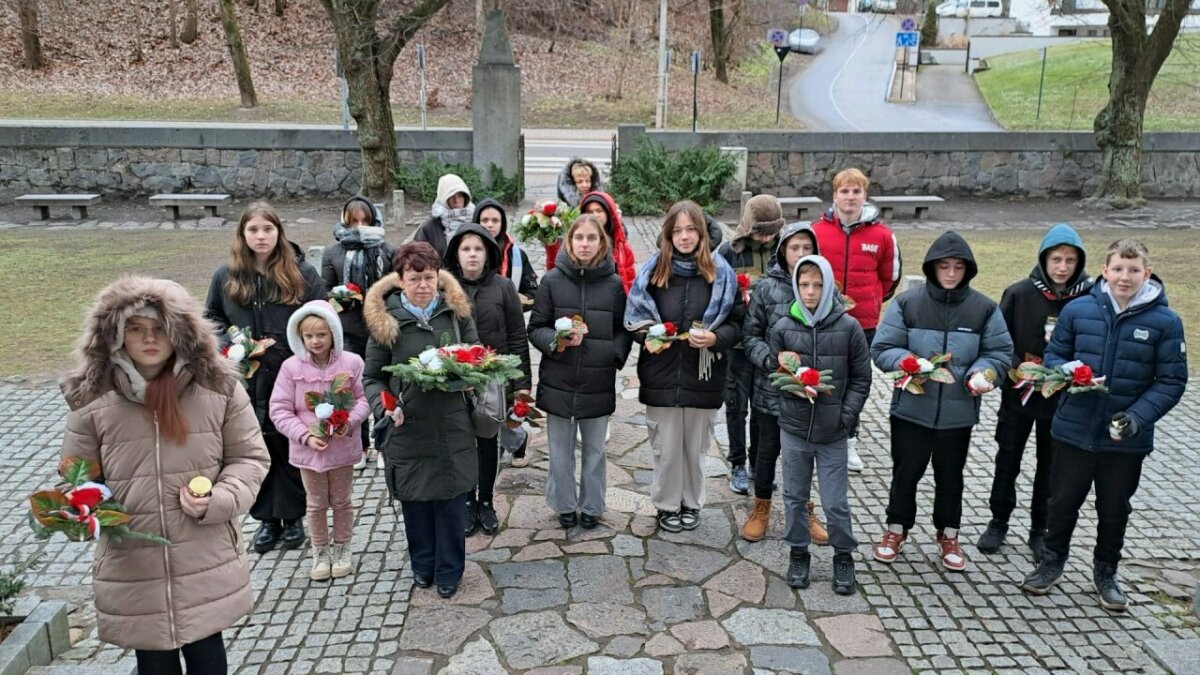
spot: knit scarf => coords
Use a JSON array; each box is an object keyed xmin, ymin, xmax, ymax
[
  {"xmin": 401, "ymin": 292, "xmax": 440, "ymax": 325},
  {"xmin": 333, "ymin": 224, "xmax": 388, "ymax": 292},
  {"xmin": 432, "ymin": 202, "xmax": 476, "ymax": 240},
  {"xmin": 624, "ymin": 251, "xmax": 738, "ymax": 380}
]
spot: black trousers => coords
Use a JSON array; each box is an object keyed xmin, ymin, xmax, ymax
[
  {"xmin": 885, "ymin": 416, "xmax": 971, "ymax": 531},
  {"xmin": 753, "ymin": 413, "xmax": 783, "ymax": 499},
  {"xmin": 249, "ymin": 430, "xmax": 307, "ymax": 522},
  {"xmin": 135, "ymin": 632, "xmax": 226, "ymax": 675},
  {"xmin": 1044, "ymin": 440, "xmax": 1145, "ymax": 566},
  {"xmin": 724, "ymin": 348, "xmax": 759, "ymax": 468},
  {"xmin": 470, "ymin": 435, "xmax": 500, "ymax": 505},
  {"xmin": 344, "ymin": 333, "xmax": 372, "ymax": 450},
  {"xmin": 988, "ymin": 407, "xmax": 1054, "ymax": 531},
  {"xmin": 401, "ymin": 493, "xmax": 468, "ymax": 586}
]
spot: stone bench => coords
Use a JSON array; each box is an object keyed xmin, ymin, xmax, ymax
[
  {"xmin": 873, "ymin": 195, "xmax": 945, "ymax": 220},
  {"xmin": 15, "ymin": 193, "xmax": 101, "ymax": 220},
  {"xmin": 777, "ymin": 196, "xmax": 824, "ymax": 220},
  {"xmin": 150, "ymin": 193, "xmax": 232, "ymax": 220}
]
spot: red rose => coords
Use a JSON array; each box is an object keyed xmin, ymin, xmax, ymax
[
  {"xmin": 69, "ymin": 486, "xmax": 105, "ymax": 513},
  {"xmin": 513, "ymin": 400, "xmax": 531, "ymax": 417},
  {"xmin": 329, "ymin": 409, "xmax": 350, "ymax": 426},
  {"xmin": 737, "ymin": 273, "xmax": 751, "ymax": 291},
  {"xmin": 900, "ymin": 355, "xmax": 921, "ymax": 374},
  {"xmin": 345, "ymin": 283, "xmax": 361, "ymax": 294},
  {"xmin": 800, "ymin": 368, "xmax": 821, "ymax": 387},
  {"xmin": 541, "ymin": 202, "xmax": 558, "ymax": 216},
  {"xmin": 380, "ymin": 390, "xmax": 397, "ymax": 412},
  {"xmin": 662, "ymin": 322, "xmax": 677, "ymax": 336},
  {"xmin": 1071, "ymin": 364, "xmax": 1093, "ymax": 386}
]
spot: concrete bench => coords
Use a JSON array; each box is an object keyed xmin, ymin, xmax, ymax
[
  {"xmin": 15, "ymin": 193, "xmax": 101, "ymax": 220},
  {"xmin": 150, "ymin": 193, "xmax": 232, "ymax": 220},
  {"xmin": 777, "ymin": 196, "xmax": 824, "ymax": 220},
  {"xmin": 873, "ymin": 195, "xmax": 945, "ymax": 220}
]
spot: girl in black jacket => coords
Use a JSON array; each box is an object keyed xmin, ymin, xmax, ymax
[
  {"xmin": 624, "ymin": 200, "xmax": 743, "ymax": 533},
  {"xmin": 528, "ymin": 215, "xmax": 631, "ymax": 529},
  {"xmin": 444, "ymin": 222, "xmax": 533, "ymax": 536}
]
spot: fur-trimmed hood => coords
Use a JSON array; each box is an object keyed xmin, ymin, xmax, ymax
[
  {"xmin": 61, "ymin": 276, "xmax": 236, "ymax": 409},
  {"xmin": 557, "ymin": 158, "xmax": 604, "ymax": 208},
  {"xmin": 363, "ymin": 270, "xmax": 473, "ymax": 346},
  {"xmin": 286, "ymin": 299, "xmax": 344, "ymax": 360}
]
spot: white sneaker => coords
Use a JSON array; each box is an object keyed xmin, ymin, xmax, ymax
[
  {"xmin": 847, "ymin": 438, "xmax": 864, "ymax": 473},
  {"xmin": 352, "ymin": 451, "xmax": 368, "ymax": 470},
  {"xmin": 309, "ymin": 546, "xmax": 331, "ymax": 581},
  {"xmin": 330, "ymin": 543, "xmax": 352, "ymax": 578},
  {"xmin": 376, "ymin": 451, "xmax": 386, "ymax": 470}
]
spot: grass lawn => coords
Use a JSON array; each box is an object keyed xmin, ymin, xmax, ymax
[
  {"xmin": 974, "ymin": 35, "xmax": 1200, "ymax": 131},
  {"xmin": 3, "ymin": 225, "xmax": 1198, "ymax": 378}
]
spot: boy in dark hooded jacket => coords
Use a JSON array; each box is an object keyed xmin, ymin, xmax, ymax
[
  {"xmin": 767, "ymin": 255, "xmax": 872, "ymax": 594},
  {"xmin": 977, "ymin": 223, "xmax": 1093, "ymax": 560}
]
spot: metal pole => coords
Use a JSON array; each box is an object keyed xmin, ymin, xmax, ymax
[
  {"xmin": 655, "ymin": 0, "xmax": 668, "ymax": 129},
  {"xmin": 775, "ymin": 61, "xmax": 783, "ymax": 124},
  {"xmin": 339, "ymin": 77, "xmax": 350, "ymax": 130},
  {"xmin": 1036, "ymin": 46, "xmax": 1047, "ymax": 121},
  {"xmin": 899, "ymin": 47, "xmax": 907, "ymax": 100},
  {"xmin": 418, "ymin": 45, "xmax": 428, "ymax": 130},
  {"xmin": 692, "ymin": 52, "xmax": 699, "ymax": 132}
]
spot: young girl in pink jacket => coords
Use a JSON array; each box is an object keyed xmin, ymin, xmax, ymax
[{"xmin": 270, "ymin": 300, "xmax": 370, "ymax": 582}]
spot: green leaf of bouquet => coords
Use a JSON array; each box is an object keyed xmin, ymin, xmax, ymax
[{"xmin": 927, "ymin": 369, "xmax": 955, "ymax": 384}]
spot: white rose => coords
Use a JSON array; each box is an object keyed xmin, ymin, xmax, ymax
[
  {"xmin": 332, "ymin": 284, "xmax": 348, "ymax": 294},
  {"xmin": 226, "ymin": 343, "xmax": 246, "ymax": 363},
  {"xmin": 418, "ymin": 348, "xmax": 441, "ymax": 366},
  {"xmin": 648, "ymin": 324, "xmax": 666, "ymax": 338},
  {"xmin": 969, "ymin": 371, "xmax": 993, "ymax": 392},
  {"xmin": 315, "ymin": 403, "xmax": 334, "ymax": 420},
  {"xmin": 425, "ymin": 356, "xmax": 444, "ymax": 371},
  {"xmin": 916, "ymin": 358, "xmax": 934, "ymax": 374},
  {"xmin": 555, "ymin": 317, "xmax": 574, "ymax": 331},
  {"xmin": 1061, "ymin": 360, "xmax": 1083, "ymax": 375}
]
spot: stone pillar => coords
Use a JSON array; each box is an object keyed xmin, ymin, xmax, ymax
[{"xmin": 472, "ymin": 10, "xmax": 521, "ymax": 190}]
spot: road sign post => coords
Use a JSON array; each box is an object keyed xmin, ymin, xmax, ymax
[
  {"xmin": 1036, "ymin": 46, "xmax": 1047, "ymax": 120},
  {"xmin": 417, "ymin": 45, "xmax": 428, "ymax": 130},
  {"xmin": 768, "ymin": 28, "xmax": 789, "ymax": 125},
  {"xmin": 691, "ymin": 50, "xmax": 701, "ymax": 132}
]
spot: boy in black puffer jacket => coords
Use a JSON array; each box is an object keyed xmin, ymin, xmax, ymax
[{"xmin": 767, "ymin": 255, "xmax": 872, "ymax": 595}]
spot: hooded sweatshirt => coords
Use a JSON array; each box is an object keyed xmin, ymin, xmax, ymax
[
  {"xmin": 557, "ymin": 158, "xmax": 604, "ymax": 208},
  {"xmin": 269, "ymin": 299, "xmax": 371, "ymax": 473},
  {"xmin": 811, "ymin": 203, "xmax": 901, "ymax": 331},
  {"xmin": 547, "ymin": 190, "xmax": 636, "ymax": 293},
  {"xmin": 413, "ymin": 174, "xmax": 475, "ymax": 256},
  {"xmin": 997, "ymin": 223, "xmax": 1094, "ymax": 418},
  {"xmin": 871, "ymin": 231, "xmax": 1013, "ymax": 430},
  {"xmin": 472, "ymin": 198, "xmax": 539, "ymax": 302},
  {"xmin": 764, "ymin": 254, "xmax": 872, "ymax": 442}
]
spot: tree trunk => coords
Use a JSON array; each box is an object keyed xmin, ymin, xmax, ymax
[
  {"xmin": 708, "ymin": 0, "xmax": 728, "ymax": 83},
  {"xmin": 219, "ymin": 0, "xmax": 258, "ymax": 108},
  {"xmin": 168, "ymin": 0, "xmax": 179, "ymax": 48},
  {"xmin": 274, "ymin": 0, "xmax": 285, "ymax": 16},
  {"xmin": 612, "ymin": 0, "xmax": 640, "ymax": 99},
  {"xmin": 180, "ymin": 0, "xmax": 199, "ymax": 44},
  {"xmin": 17, "ymin": 0, "xmax": 44, "ymax": 70}
]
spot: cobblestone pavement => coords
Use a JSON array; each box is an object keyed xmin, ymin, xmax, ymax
[{"xmin": 3, "ymin": 211, "xmax": 1200, "ymax": 674}]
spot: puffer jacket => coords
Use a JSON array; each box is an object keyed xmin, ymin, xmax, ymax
[
  {"xmin": 362, "ymin": 271, "xmax": 480, "ymax": 501},
  {"xmin": 58, "ymin": 277, "xmax": 268, "ymax": 651},
  {"xmin": 556, "ymin": 157, "xmax": 604, "ymax": 207},
  {"xmin": 744, "ymin": 223, "xmax": 821, "ymax": 417},
  {"xmin": 998, "ymin": 223, "xmax": 1093, "ymax": 419},
  {"xmin": 1045, "ymin": 279, "xmax": 1186, "ymax": 455},
  {"xmin": 443, "ymin": 222, "xmax": 533, "ymax": 391},
  {"xmin": 546, "ymin": 191, "xmax": 636, "ymax": 293},
  {"xmin": 204, "ymin": 241, "xmax": 326, "ymax": 431},
  {"xmin": 811, "ymin": 203, "xmax": 901, "ymax": 330},
  {"xmin": 320, "ymin": 196, "xmax": 396, "ymax": 342},
  {"xmin": 528, "ymin": 246, "xmax": 631, "ymax": 419},
  {"xmin": 871, "ymin": 231, "xmax": 1013, "ymax": 430},
  {"xmin": 767, "ymin": 256, "xmax": 872, "ymax": 442},
  {"xmin": 473, "ymin": 198, "xmax": 539, "ymax": 302},
  {"xmin": 268, "ymin": 300, "xmax": 371, "ymax": 473}
]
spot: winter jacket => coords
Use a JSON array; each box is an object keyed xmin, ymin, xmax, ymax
[
  {"xmin": 59, "ymin": 277, "xmax": 268, "ymax": 651},
  {"xmin": 767, "ymin": 256, "xmax": 872, "ymax": 442},
  {"xmin": 871, "ymin": 231, "xmax": 1013, "ymax": 430},
  {"xmin": 204, "ymin": 242, "xmax": 326, "ymax": 432},
  {"xmin": 362, "ymin": 271, "xmax": 480, "ymax": 501},
  {"xmin": 528, "ymin": 246, "xmax": 631, "ymax": 419},
  {"xmin": 743, "ymin": 223, "xmax": 821, "ymax": 417},
  {"xmin": 556, "ymin": 157, "xmax": 604, "ymax": 208},
  {"xmin": 998, "ymin": 223, "xmax": 1094, "ymax": 419},
  {"xmin": 443, "ymin": 222, "xmax": 533, "ymax": 391},
  {"xmin": 546, "ymin": 191, "xmax": 636, "ymax": 293},
  {"xmin": 269, "ymin": 300, "xmax": 371, "ymax": 473},
  {"xmin": 473, "ymin": 198, "xmax": 539, "ymax": 304},
  {"xmin": 812, "ymin": 204, "xmax": 901, "ymax": 331},
  {"xmin": 320, "ymin": 196, "xmax": 397, "ymax": 343},
  {"xmin": 413, "ymin": 217, "xmax": 450, "ymax": 258},
  {"xmin": 718, "ymin": 233, "xmax": 777, "ymax": 352},
  {"xmin": 1045, "ymin": 279, "xmax": 1186, "ymax": 455},
  {"xmin": 634, "ymin": 262, "xmax": 745, "ymax": 410}
]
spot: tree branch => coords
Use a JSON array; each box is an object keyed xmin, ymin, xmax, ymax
[
  {"xmin": 379, "ymin": 0, "xmax": 454, "ymax": 68},
  {"xmin": 1144, "ymin": 0, "xmax": 1192, "ymax": 73}
]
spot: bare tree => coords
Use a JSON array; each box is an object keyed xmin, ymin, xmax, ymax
[
  {"xmin": 219, "ymin": 0, "xmax": 258, "ymax": 107},
  {"xmin": 168, "ymin": 0, "xmax": 179, "ymax": 48},
  {"xmin": 318, "ymin": 0, "xmax": 453, "ymax": 199},
  {"xmin": 274, "ymin": 0, "xmax": 285, "ymax": 15},
  {"xmin": 180, "ymin": 0, "xmax": 199, "ymax": 44},
  {"xmin": 16, "ymin": 0, "xmax": 44, "ymax": 69},
  {"xmin": 1088, "ymin": 0, "xmax": 1192, "ymax": 207},
  {"xmin": 611, "ymin": 0, "xmax": 641, "ymax": 99},
  {"xmin": 707, "ymin": 0, "xmax": 745, "ymax": 83}
]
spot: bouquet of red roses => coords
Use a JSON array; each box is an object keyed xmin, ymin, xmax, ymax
[
  {"xmin": 1008, "ymin": 359, "xmax": 1107, "ymax": 402},
  {"xmin": 223, "ymin": 325, "xmax": 275, "ymax": 380},
  {"xmin": 28, "ymin": 457, "xmax": 170, "ymax": 545},
  {"xmin": 506, "ymin": 392, "xmax": 545, "ymax": 429},
  {"xmin": 886, "ymin": 353, "xmax": 955, "ymax": 394},
  {"xmin": 513, "ymin": 200, "xmax": 579, "ymax": 247},
  {"xmin": 643, "ymin": 321, "xmax": 691, "ymax": 354},
  {"xmin": 384, "ymin": 344, "xmax": 524, "ymax": 392},
  {"xmin": 768, "ymin": 352, "xmax": 835, "ymax": 403},
  {"xmin": 328, "ymin": 283, "xmax": 364, "ymax": 312},
  {"xmin": 305, "ymin": 371, "xmax": 356, "ymax": 441}
]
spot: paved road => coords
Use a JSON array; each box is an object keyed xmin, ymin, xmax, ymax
[
  {"xmin": 789, "ymin": 13, "xmax": 1003, "ymax": 131},
  {"xmin": 523, "ymin": 130, "xmax": 612, "ymax": 201}
]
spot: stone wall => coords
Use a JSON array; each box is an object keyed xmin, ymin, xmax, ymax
[
  {"xmin": 617, "ymin": 125, "xmax": 1200, "ymax": 199},
  {"xmin": 0, "ymin": 122, "xmax": 473, "ymax": 197}
]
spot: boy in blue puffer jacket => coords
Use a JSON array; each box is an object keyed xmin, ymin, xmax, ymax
[{"xmin": 1021, "ymin": 239, "xmax": 1186, "ymax": 612}]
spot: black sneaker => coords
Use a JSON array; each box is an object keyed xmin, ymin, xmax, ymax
[
  {"xmin": 1094, "ymin": 562, "xmax": 1128, "ymax": 612},
  {"xmin": 1028, "ymin": 529, "xmax": 1047, "ymax": 565},
  {"xmin": 478, "ymin": 502, "xmax": 500, "ymax": 535},
  {"xmin": 464, "ymin": 501, "xmax": 480, "ymax": 537},
  {"xmin": 657, "ymin": 510, "xmax": 683, "ymax": 533},
  {"xmin": 1020, "ymin": 553, "xmax": 1065, "ymax": 595},
  {"xmin": 832, "ymin": 551, "xmax": 857, "ymax": 595},
  {"xmin": 976, "ymin": 519, "xmax": 1008, "ymax": 554},
  {"xmin": 252, "ymin": 520, "xmax": 282, "ymax": 553},
  {"xmin": 579, "ymin": 512, "xmax": 600, "ymax": 529},
  {"xmin": 558, "ymin": 512, "xmax": 578, "ymax": 529},
  {"xmin": 679, "ymin": 507, "xmax": 701, "ymax": 531},
  {"xmin": 787, "ymin": 548, "xmax": 811, "ymax": 589},
  {"xmin": 280, "ymin": 520, "xmax": 306, "ymax": 550}
]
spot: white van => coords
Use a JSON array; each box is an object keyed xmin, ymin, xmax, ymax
[{"xmin": 960, "ymin": 0, "xmax": 1003, "ymax": 16}]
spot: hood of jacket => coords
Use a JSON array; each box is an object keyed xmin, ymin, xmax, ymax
[
  {"xmin": 444, "ymin": 221, "xmax": 502, "ymax": 282},
  {"xmin": 553, "ymin": 244, "xmax": 618, "ymax": 281},
  {"xmin": 1032, "ymin": 222, "xmax": 1091, "ymax": 299},
  {"xmin": 773, "ymin": 221, "xmax": 820, "ymax": 274},
  {"xmin": 922, "ymin": 231, "xmax": 978, "ymax": 300},
  {"xmin": 61, "ymin": 276, "xmax": 236, "ymax": 408},
  {"xmin": 341, "ymin": 195, "xmax": 382, "ymax": 228},
  {"xmin": 363, "ymin": 269, "xmax": 472, "ymax": 346},
  {"xmin": 790, "ymin": 255, "xmax": 839, "ymax": 326},
  {"xmin": 286, "ymin": 299, "xmax": 344, "ymax": 361},
  {"xmin": 472, "ymin": 198, "xmax": 510, "ymax": 241},
  {"xmin": 435, "ymin": 174, "xmax": 472, "ymax": 208},
  {"xmin": 579, "ymin": 191, "xmax": 627, "ymax": 244},
  {"xmin": 1099, "ymin": 276, "xmax": 1165, "ymax": 314},
  {"xmin": 732, "ymin": 194, "xmax": 785, "ymax": 253},
  {"xmin": 821, "ymin": 202, "xmax": 881, "ymax": 230},
  {"xmin": 704, "ymin": 214, "xmax": 725, "ymax": 251},
  {"xmin": 558, "ymin": 158, "xmax": 604, "ymax": 206}
]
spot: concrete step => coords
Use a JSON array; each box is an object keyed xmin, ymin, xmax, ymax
[{"xmin": 27, "ymin": 658, "xmax": 136, "ymax": 675}]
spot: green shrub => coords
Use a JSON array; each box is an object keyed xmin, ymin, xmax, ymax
[
  {"xmin": 0, "ymin": 555, "xmax": 39, "ymax": 615},
  {"xmin": 921, "ymin": 2, "xmax": 938, "ymax": 48},
  {"xmin": 394, "ymin": 157, "xmax": 522, "ymax": 206},
  {"xmin": 609, "ymin": 137, "xmax": 737, "ymax": 215}
]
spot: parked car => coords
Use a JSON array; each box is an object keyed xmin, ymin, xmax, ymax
[
  {"xmin": 961, "ymin": 0, "xmax": 1003, "ymax": 17},
  {"xmin": 936, "ymin": 0, "xmax": 966, "ymax": 15},
  {"xmin": 874, "ymin": 0, "xmax": 897, "ymax": 11},
  {"xmin": 787, "ymin": 28, "xmax": 822, "ymax": 54},
  {"xmin": 857, "ymin": 0, "xmax": 875, "ymax": 10}
]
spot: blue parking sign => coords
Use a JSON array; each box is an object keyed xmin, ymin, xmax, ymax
[{"xmin": 895, "ymin": 31, "xmax": 919, "ymax": 48}]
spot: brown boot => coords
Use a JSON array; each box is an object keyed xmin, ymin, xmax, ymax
[
  {"xmin": 808, "ymin": 500, "xmax": 829, "ymax": 546},
  {"xmin": 741, "ymin": 498, "xmax": 772, "ymax": 542}
]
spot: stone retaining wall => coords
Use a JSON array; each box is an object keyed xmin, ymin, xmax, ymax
[
  {"xmin": 0, "ymin": 122, "xmax": 472, "ymax": 198},
  {"xmin": 617, "ymin": 125, "xmax": 1200, "ymax": 199}
]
